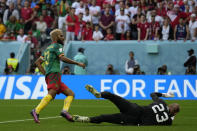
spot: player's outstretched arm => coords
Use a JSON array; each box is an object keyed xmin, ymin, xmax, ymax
[
  {"xmin": 35, "ymin": 57, "xmax": 46, "ymax": 75},
  {"xmin": 59, "ymin": 55, "xmax": 86, "ymax": 68},
  {"xmin": 151, "ymin": 92, "xmax": 175, "ymax": 102}
]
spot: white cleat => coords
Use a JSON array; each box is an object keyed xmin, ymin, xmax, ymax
[{"xmin": 72, "ymin": 115, "xmax": 90, "ymax": 123}]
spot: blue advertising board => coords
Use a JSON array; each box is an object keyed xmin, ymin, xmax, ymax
[{"xmin": 0, "ymin": 75, "xmax": 197, "ymax": 99}]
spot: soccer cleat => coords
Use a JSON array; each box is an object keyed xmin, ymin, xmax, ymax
[
  {"xmin": 30, "ymin": 109, "xmax": 40, "ymax": 124},
  {"xmin": 60, "ymin": 111, "xmax": 74, "ymax": 122},
  {"xmin": 72, "ymin": 115, "xmax": 90, "ymax": 123},
  {"xmin": 85, "ymin": 85, "xmax": 101, "ymax": 98}
]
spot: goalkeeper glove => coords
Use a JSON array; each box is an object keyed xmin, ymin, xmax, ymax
[{"xmin": 162, "ymin": 92, "xmax": 175, "ymax": 98}]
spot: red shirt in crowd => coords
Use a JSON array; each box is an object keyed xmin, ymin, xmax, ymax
[
  {"xmin": 82, "ymin": 27, "xmax": 93, "ymax": 40},
  {"xmin": 75, "ymin": 20, "xmax": 86, "ymax": 36},
  {"xmin": 171, "ymin": 12, "xmax": 188, "ymax": 29},
  {"xmin": 21, "ymin": 7, "xmax": 33, "ymax": 21},
  {"xmin": 44, "ymin": 16, "xmax": 54, "ymax": 28},
  {"xmin": 104, "ymin": 34, "xmax": 114, "ymax": 40},
  {"xmin": 66, "ymin": 15, "xmax": 78, "ymax": 32},
  {"xmin": 149, "ymin": 21, "xmax": 160, "ymax": 39},
  {"xmin": 157, "ymin": 8, "xmax": 167, "ymax": 17},
  {"xmin": 137, "ymin": 22, "xmax": 149, "ymax": 40}
]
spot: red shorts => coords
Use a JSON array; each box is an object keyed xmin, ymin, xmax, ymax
[{"xmin": 45, "ymin": 72, "xmax": 68, "ymax": 94}]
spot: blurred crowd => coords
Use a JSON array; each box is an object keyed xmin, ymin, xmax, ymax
[{"xmin": 0, "ymin": 0, "xmax": 197, "ymax": 43}]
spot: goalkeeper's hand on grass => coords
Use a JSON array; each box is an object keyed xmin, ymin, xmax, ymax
[{"xmin": 162, "ymin": 92, "xmax": 175, "ymax": 98}]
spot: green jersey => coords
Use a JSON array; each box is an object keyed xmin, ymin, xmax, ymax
[{"xmin": 42, "ymin": 43, "xmax": 64, "ymax": 75}]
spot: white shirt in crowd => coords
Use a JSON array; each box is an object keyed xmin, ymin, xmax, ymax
[
  {"xmin": 167, "ymin": 10, "xmax": 177, "ymax": 22},
  {"xmin": 3, "ymin": 9, "xmax": 19, "ymax": 24},
  {"xmin": 17, "ymin": 35, "xmax": 27, "ymax": 43},
  {"xmin": 89, "ymin": 6, "xmax": 101, "ymax": 24},
  {"xmin": 36, "ymin": 21, "xmax": 47, "ymax": 32},
  {"xmin": 82, "ymin": 14, "xmax": 92, "ymax": 22},
  {"xmin": 129, "ymin": 6, "xmax": 138, "ymax": 18},
  {"xmin": 162, "ymin": 25, "xmax": 170, "ymax": 40},
  {"xmin": 189, "ymin": 20, "xmax": 197, "ymax": 40},
  {"xmin": 93, "ymin": 30, "xmax": 103, "ymax": 41},
  {"xmin": 125, "ymin": 59, "xmax": 138, "ymax": 74},
  {"xmin": 115, "ymin": 9, "xmax": 129, "ymax": 17},
  {"xmin": 115, "ymin": 15, "xmax": 130, "ymax": 33},
  {"xmin": 72, "ymin": 2, "xmax": 80, "ymax": 9},
  {"xmin": 75, "ymin": 7, "xmax": 85, "ymax": 15}
]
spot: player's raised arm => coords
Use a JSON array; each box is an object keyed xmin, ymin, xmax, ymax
[
  {"xmin": 59, "ymin": 55, "xmax": 86, "ymax": 68},
  {"xmin": 35, "ymin": 56, "xmax": 46, "ymax": 75}
]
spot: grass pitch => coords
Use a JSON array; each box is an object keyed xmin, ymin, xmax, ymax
[{"xmin": 0, "ymin": 100, "xmax": 197, "ymax": 131}]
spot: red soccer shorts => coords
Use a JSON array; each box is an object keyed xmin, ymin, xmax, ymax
[{"xmin": 45, "ymin": 72, "xmax": 68, "ymax": 94}]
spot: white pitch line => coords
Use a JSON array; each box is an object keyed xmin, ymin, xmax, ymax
[{"xmin": 0, "ymin": 116, "xmax": 61, "ymax": 124}]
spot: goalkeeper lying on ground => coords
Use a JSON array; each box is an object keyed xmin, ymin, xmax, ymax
[{"xmin": 72, "ymin": 85, "xmax": 180, "ymax": 126}]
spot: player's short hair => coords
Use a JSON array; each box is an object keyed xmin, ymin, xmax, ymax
[{"xmin": 50, "ymin": 29, "xmax": 62, "ymax": 42}]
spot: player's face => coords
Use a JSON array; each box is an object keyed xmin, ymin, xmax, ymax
[{"xmin": 57, "ymin": 32, "xmax": 64, "ymax": 45}]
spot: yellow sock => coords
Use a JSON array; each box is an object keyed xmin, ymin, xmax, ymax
[
  {"xmin": 63, "ymin": 96, "xmax": 74, "ymax": 111},
  {"xmin": 35, "ymin": 94, "xmax": 53, "ymax": 114}
]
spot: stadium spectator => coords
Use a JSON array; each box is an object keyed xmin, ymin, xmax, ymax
[
  {"xmin": 21, "ymin": 1, "xmax": 34, "ymax": 34},
  {"xmin": 125, "ymin": 51, "xmax": 138, "ymax": 75},
  {"xmin": 3, "ymin": 2, "xmax": 19, "ymax": 24},
  {"xmin": 93, "ymin": 25, "xmax": 103, "ymax": 41},
  {"xmin": 25, "ymin": 31, "xmax": 39, "ymax": 48},
  {"xmin": 0, "ymin": 1, "xmax": 7, "ymax": 19},
  {"xmin": 2, "ymin": 31, "xmax": 16, "ymax": 41},
  {"xmin": 31, "ymin": 23, "xmax": 41, "ymax": 41},
  {"xmin": 35, "ymin": 15, "xmax": 47, "ymax": 44},
  {"xmin": 82, "ymin": 7, "xmax": 92, "ymax": 23},
  {"xmin": 115, "ymin": 8, "xmax": 130, "ymax": 40},
  {"xmin": 121, "ymin": 30, "xmax": 132, "ymax": 40},
  {"xmin": 115, "ymin": 1, "xmax": 128, "ymax": 17},
  {"xmin": 149, "ymin": 15, "xmax": 160, "ymax": 40},
  {"xmin": 5, "ymin": 52, "xmax": 19, "ymax": 74},
  {"xmin": 104, "ymin": 28, "xmax": 114, "ymax": 40},
  {"xmin": 184, "ymin": 49, "xmax": 196, "ymax": 75},
  {"xmin": 66, "ymin": 7, "xmax": 78, "ymax": 43},
  {"xmin": 5, "ymin": 16, "xmax": 18, "ymax": 33},
  {"xmin": 62, "ymin": 66, "xmax": 74, "ymax": 75},
  {"xmin": 160, "ymin": 18, "xmax": 173, "ymax": 40},
  {"xmin": 0, "ymin": 17, "xmax": 6, "ymax": 39},
  {"xmin": 35, "ymin": 15, "xmax": 47, "ymax": 34},
  {"xmin": 129, "ymin": 0, "xmax": 138, "ymax": 19},
  {"xmin": 82, "ymin": 22, "xmax": 93, "ymax": 41},
  {"xmin": 57, "ymin": 0, "xmax": 70, "ymax": 29},
  {"xmin": 156, "ymin": 1, "xmax": 167, "ymax": 18},
  {"xmin": 74, "ymin": 47, "xmax": 88, "ymax": 75},
  {"xmin": 189, "ymin": 14, "xmax": 197, "ymax": 41},
  {"xmin": 137, "ymin": 14, "xmax": 149, "ymax": 41},
  {"xmin": 17, "ymin": 28, "xmax": 27, "ymax": 43},
  {"xmin": 105, "ymin": 64, "xmax": 119, "ymax": 75},
  {"xmin": 42, "ymin": 9, "xmax": 55, "ymax": 35},
  {"xmin": 89, "ymin": 0, "xmax": 101, "ymax": 26},
  {"xmin": 157, "ymin": 65, "xmax": 171, "ymax": 75},
  {"xmin": 174, "ymin": 18, "xmax": 189, "ymax": 41},
  {"xmin": 99, "ymin": 7, "xmax": 115, "ymax": 36},
  {"xmin": 130, "ymin": 8, "xmax": 143, "ymax": 40},
  {"xmin": 75, "ymin": 13, "xmax": 86, "ymax": 41},
  {"xmin": 133, "ymin": 64, "xmax": 144, "ymax": 75},
  {"xmin": 75, "ymin": 1, "xmax": 85, "ymax": 15},
  {"xmin": 72, "ymin": 0, "xmax": 80, "ymax": 9}
]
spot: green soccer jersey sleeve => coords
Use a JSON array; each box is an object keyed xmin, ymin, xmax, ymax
[{"xmin": 54, "ymin": 44, "xmax": 64, "ymax": 57}]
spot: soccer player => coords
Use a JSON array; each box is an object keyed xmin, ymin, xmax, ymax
[
  {"xmin": 31, "ymin": 29, "xmax": 85, "ymax": 123},
  {"xmin": 73, "ymin": 85, "xmax": 180, "ymax": 126}
]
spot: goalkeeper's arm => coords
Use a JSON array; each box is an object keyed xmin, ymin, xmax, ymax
[{"xmin": 150, "ymin": 92, "xmax": 174, "ymax": 102}]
